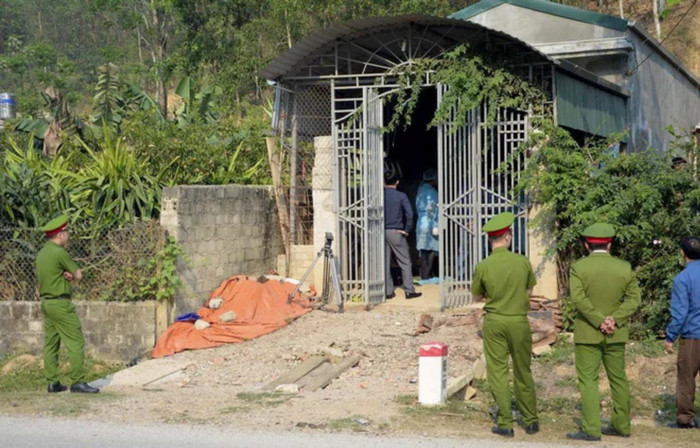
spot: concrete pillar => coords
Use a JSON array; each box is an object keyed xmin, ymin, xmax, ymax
[
  {"xmin": 312, "ymin": 136, "xmax": 337, "ymax": 293},
  {"xmin": 527, "ymin": 206, "xmax": 559, "ymax": 300}
]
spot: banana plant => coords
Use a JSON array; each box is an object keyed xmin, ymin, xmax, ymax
[
  {"xmin": 174, "ymin": 76, "xmax": 221, "ymax": 128},
  {"xmin": 12, "ymin": 87, "xmax": 83, "ymax": 156},
  {"xmin": 91, "ymin": 63, "xmax": 125, "ymax": 133},
  {"xmin": 123, "ymin": 82, "xmax": 164, "ymax": 123}
]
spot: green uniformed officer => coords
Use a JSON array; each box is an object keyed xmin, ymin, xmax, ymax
[
  {"xmin": 566, "ymin": 223, "xmax": 640, "ymax": 441},
  {"xmin": 472, "ymin": 212, "xmax": 539, "ymax": 437},
  {"xmin": 36, "ymin": 215, "xmax": 99, "ymax": 394}
]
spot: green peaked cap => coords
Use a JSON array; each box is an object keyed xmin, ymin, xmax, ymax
[
  {"xmin": 39, "ymin": 215, "xmax": 69, "ymax": 232},
  {"xmin": 582, "ymin": 222, "xmax": 615, "ymax": 238},
  {"xmin": 483, "ymin": 212, "xmax": 515, "ymax": 234}
]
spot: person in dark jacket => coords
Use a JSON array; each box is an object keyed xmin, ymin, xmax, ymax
[
  {"xmin": 664, "ymin": 236, "xmax": 700, "ymax": 429},
  {"xmin": 384, "ymin": 171, "xmax": 421, "ymax": 300}
]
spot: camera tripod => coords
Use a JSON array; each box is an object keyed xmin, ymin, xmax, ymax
[{"xmin": 287, "ymin": 232, "xmax": 344, "ymax": 313}]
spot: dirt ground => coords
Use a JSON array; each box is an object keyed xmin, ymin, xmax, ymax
[
  {"xmin": 2, "ymin": 306, "xmax": 700, "ymax": 447},
  {"xmin": 96, "ymin": 307, "xmax": 484, "ymax": 428}
]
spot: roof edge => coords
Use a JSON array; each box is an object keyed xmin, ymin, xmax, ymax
[
  {"xmin": 259, "ymin": 14, "xmax": 555, "ymax": 81},
  {"xmin": 628, "ymin": 23, "xmax": 700, "ymax": 89},
  {"xmin": 556, "ymin": 60, "xmax": 630, "ymax": 97},
  {"xmin": 450, "ymin": 0, "xmax": 628, "ymax": 32}
]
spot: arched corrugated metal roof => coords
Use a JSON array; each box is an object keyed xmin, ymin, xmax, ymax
[{"xmin": 260, "ymin": 14, "xmax": 555, "ymax": 81}]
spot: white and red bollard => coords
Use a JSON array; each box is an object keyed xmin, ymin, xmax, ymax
[{"xmin": 418, "ymin": 342, "xmax": 448, "ymax": 405}]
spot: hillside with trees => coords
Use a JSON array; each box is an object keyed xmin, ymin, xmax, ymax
[{"xmin": 0, "ymin": 1, "xmax": 698, "ymax": 331}]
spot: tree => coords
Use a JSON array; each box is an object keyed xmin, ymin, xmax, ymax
[
  {"xmin": 95, "ymin": 0, "xmax": 181, "ymax": 118},
  {"xmin": 519, "ymin": 121, "xmax": 700, "ymax": 336}
]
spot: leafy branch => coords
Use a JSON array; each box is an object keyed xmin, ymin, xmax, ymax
[{"xmin": 382, "ymin": 45, "xmax": 548, "ymax": 133}]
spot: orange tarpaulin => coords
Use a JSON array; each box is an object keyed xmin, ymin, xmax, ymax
[{"xmin": 152, "ymin": 276, "xmax": 314, "ymax": 358}]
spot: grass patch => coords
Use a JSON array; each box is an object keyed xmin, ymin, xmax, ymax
[
  {"xmin": 236, "ymin": 391, "xmax": 294, "ymax": 406},
  {"xmin": 329, "ymin": 415, "xmax": 371, "ymax": 431},
  {"xmin": 0, "ymin": 351, "xmax": 122, "ymax": 393},
  {"xmin": 394, "ymin": 394, "xmax": 481, "ymax": 418},
  {"xmin": 395, "ymin": 394, "xmax": 415, "ymax": 406},
  {"xmin": 471, "ymin": 378, "xmax": 489, "ymax": 394},
  {"xmin": 538, "ymin": 396, "xmax": 579, "ymax": 414},
  {"xmin": 535, "ymin": 339, "xmax": 575, "ymax": 366},
  {"xmin": 554, "ymin": 375, "xmax": 577, "ymax": 388},
  {"xmin": 651, "ymin": 393, "xmax": 677, "ymax": 425},
  {"xmin": 0, "ymin": 351, "xmax": 122, "ymax": 417},
  {"xmin": 627, "ymin": 338, "xmax": 666, "ymax": 359},
  {"xmin": 0, "ymin": 389, "xmax": 120, "ymax": 416},
  {"xmin": 648, "ymin": 393, "xmax": 700, "ymax": 425},
  {"xmin": 220, "ymin": 405, "xmax": 250, "ymax": 414}
]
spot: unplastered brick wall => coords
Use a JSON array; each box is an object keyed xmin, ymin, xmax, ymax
[
  {"xmin": 0, "ymin": 301, "xmax": 158, "ymax": 363},
  {"xmin": 160, "ymin": 185, "xmax": 283, "ymax": 317}
]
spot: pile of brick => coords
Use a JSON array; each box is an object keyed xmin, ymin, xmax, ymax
[
  {"xmin": 415, "ymin": 296, "xmax": 563, "ymax": 356},
  {"xmin": 528, "ymin": 296, "xmax": 564, "ymax": 355}
]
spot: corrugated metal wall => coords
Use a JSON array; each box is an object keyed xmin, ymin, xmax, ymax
[{"xmin": 556, "ymin": 71, "xmax": 628, "ymax": 138}]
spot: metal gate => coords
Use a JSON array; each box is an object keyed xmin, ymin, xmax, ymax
[
  {"xmin": 437, "ymin": 84, "xmax": 529, "ymax": 309},
  {"xmin": 334, "ymin": 85, "xmax": 385, "ymax": 305}
]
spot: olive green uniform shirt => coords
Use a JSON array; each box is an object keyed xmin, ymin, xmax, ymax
[
  {"xmin": 569, "ymin": 252, "xmax": 641, "ymax": 344},
  {"xmin": 472, "ymin": 247, "xmax": 537, "ymax": 315},
  {"xmin": 36, "ymin": 241, "xmax": 79, "ymax": 300}
]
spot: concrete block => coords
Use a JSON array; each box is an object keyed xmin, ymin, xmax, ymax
[
  {"xmin": 215, "ymin": 226, "xmax": 227, "ymax": 239},
  {"xmin": 10, "ymin": 303, "xmax": 37, "ymax": 320},
  {"xmin": 162, "ymin": 186, "xmax": 182, "ymax": 199}
]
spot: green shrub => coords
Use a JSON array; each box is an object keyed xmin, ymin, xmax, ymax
[
  {"xmin": 520, "ymin": 120, "xmax": 700, "ymax": 337},
  {"xmin": 120, "ymin": 110, "xmax": 270, "ymax": 186}
]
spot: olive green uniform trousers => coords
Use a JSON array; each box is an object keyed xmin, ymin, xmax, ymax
[
  {"xmin": 41, "ymin": 299, "xmax": 86, "ymax": 384},
  {"xmin": 575, "ymin": 342, "xmax": 630, "ymax": 437},
  {"xmin": 483, "ymin": 314, "xmax": 538, "ymax": 429}
]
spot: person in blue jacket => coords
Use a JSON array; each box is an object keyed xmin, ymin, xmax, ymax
[
  {"xmin": 664, "ymin": 236, "xmax": 700, "ymax": 429},
  {"xmin": 415, "ymin": 169, "xmax": 439, "ymax": 280}
]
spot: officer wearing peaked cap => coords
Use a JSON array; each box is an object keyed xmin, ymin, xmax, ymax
[
  {"xmin": 566, "ymin": 223, "xmax": 640, "ymax": 441},
  {"xmin": 472, "ymin": 212, "xmax": 539, "ymax": 437},
  {"xmin": 36, "ymin": 216, "xmax": 99, "ymax": 394}
]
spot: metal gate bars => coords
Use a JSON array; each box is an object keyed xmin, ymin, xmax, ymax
[
  {"xmin": 334, "ymin": 83, "xmax": 529, "ymax": 308},
  {"xmin": 437, "ymin": 84, "xmax": 529, "ymax": 309},
  {"xmin": 334, "ymin": 85, "xmax": 385, "ymax": 305}
]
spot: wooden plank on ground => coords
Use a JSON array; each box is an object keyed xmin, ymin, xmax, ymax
[
  {"xmin": 303, "ymin": 355, "xmax": 361, "ymax": 392},
  {"xmin": 262, "ymin": 355, "xmax": 328, "ymax": 391},
  {"xmin": 464, "ymin": 386, "xmax": 476, "ymax": 400},
  {"xmin": 446, "ymin": 372, "xmax": 474, "ymax": 399},
  {"xmin": 295, "ymin": 362, "xmax": 333, "ymax": 390}
]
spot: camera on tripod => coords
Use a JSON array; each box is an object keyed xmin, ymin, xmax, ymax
[
  {"xmin": 324, "ymin": 232, "xmax": 333, "ymax": 250},
  {"xmin": 287, "ymin": 232, "xmax": 344, "ymax": 312}
]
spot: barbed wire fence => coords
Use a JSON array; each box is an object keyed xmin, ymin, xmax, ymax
[{"xmin": 0, "ymin": 220, "xmax": 165, "ymax": 302}]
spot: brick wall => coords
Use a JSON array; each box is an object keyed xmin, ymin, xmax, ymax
[
  {"xmin": 160, "ymin": 185, "xmax": 283, "ymax": 317},
  {"xmin": 0, "ymin": 301, "xmax": 157, "ymax": 363}
]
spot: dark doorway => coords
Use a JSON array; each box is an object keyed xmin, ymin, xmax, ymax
[{"xmin": 383, "ymin": 87, "xmax": 439, "ymax": 279}]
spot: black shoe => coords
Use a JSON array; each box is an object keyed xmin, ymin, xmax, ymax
[
  {"xmin": 47, "ymin": 382, "xmax": 67, "ymax": 393},
  {"xmin": 525, "ymin": 422, "xmax": 539, "ymax": 434},
  {"xmin": 491, "ymin": 426, "xmax": 514, "ymax": 438},
  {"xmin": 70, "ymin": 382, "xmax": 100, "ymax": 394},
  {"xmin": 566, "ymin": 430, "xmax": 600, "ymax": 441},
  {"xmin": 601, "ymin": 425, "xmax": 629, "ymax": 437},
  {"xmin": 386, "ymin": 293, "xmax": 395, "ymax": 299},
  {"xmin": 405, "ymin": 292, "xmax": 422, "ymax": 299},
  {"xmin": 671, "ymin": 420, "xmax": 699, "ymax": 429}
]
